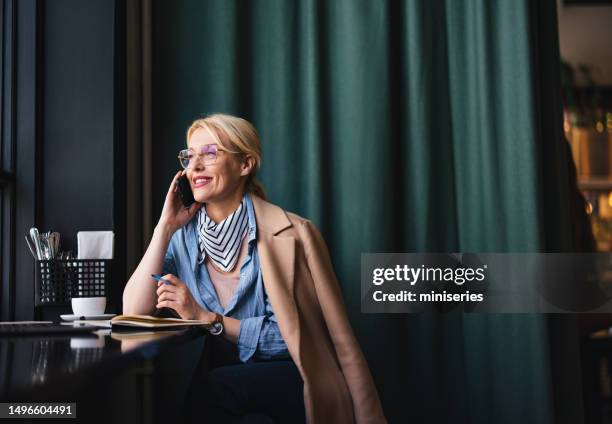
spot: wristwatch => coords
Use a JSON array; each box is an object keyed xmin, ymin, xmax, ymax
[{"xmin": 209, "ymin": 313, "xmax": 224, "ymax": 336}]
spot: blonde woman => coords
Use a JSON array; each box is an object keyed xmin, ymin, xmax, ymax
[{"xmin": 123, "ymin": 114, "xmax": 386, "ymax": 423}]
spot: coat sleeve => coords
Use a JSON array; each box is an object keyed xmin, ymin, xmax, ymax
[{"xmin": 299, "ymin": 220, "xmax": 387, "ymax": 424}]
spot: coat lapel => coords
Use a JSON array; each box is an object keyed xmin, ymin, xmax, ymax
[
  {"xmin": 250, "ymin": 195, "xmax": 302, "ymax": 362},
  {"xmin": 257, "ymin": 233, "xmax": 297, "ymax": 328}
]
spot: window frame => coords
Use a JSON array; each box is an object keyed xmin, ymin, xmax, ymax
[
  {"xmin": 1, "ymin": 0, "xmax": 39, "ymax": 321},
  {"xmin": 0, "ymin": 0, "xmax": 16, "ymax": 321}
]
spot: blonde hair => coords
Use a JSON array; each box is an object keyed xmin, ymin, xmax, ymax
[{"xmin": 187, "ymin": 113, "xmax": 266, "ymax": 200}]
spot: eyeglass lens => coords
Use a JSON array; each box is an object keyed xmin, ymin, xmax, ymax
[{"xmin": 178, "ymin": 144, "xmax": 218, "ymax": 169}]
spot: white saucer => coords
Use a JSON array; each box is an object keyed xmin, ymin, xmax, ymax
[{"xmin": 60, "ymin": 313, "xmax": 116, "ymax": 321}]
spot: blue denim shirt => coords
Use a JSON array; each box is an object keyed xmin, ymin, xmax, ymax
[{"xmin": 162, "ymin": 194, "xmax": 289, "ymax": 362}]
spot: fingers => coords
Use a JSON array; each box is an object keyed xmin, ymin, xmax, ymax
[
  {"xmin": 156, "ymin": 283, "xmax": 177, "ymax": 297},
  {"xmin": 167, "ymin": 170, "xmax": 184, "ymax": 195},
  {"xmin": 188, "ymin": 202, "xmax": 203, "ymax": 215},
  {"xmin": 156, "ymin": 300, "xmax": 180, "ymax": 314},
  {"xmin": 161, "ymin": 274, "xmax": 182, "ymax": 285},
  {"xmin": 156, "ymin": 274, "xmax": 180, "ymax": 295},
  {"xmin": 157, "ymin": 292, "xmax": 177, "ymax": 303},
  {"xmin": 155, "ymin": 274, "xmax": 196, "ymax": 319}
]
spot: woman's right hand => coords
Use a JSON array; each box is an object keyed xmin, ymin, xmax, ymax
[{"xmin": 156, "ymin": 170, "xmax": 202, "ymax": 236}]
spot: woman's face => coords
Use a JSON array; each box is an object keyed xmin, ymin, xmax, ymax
[{"xmin": 186, "ymin": 128, "xmax": 249, "ymax": 204}]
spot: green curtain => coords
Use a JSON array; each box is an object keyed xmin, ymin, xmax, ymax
[{"xmin": 151, "ymin": 1, "xmax": 573, "ymax": 422}]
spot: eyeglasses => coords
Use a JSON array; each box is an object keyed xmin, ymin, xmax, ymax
[{"xmin": 177, "ymin": 144, "xmax": 220, "ymax": 169}]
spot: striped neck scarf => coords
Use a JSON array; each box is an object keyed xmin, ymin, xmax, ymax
[{"xmin": 197, "ymin": 197, "xmax": 249, "ymax": 272}]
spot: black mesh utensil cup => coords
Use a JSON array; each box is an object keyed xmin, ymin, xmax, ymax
[{"xmin": 35, "ymin": 259, "xmax": 110, "ymax": 307}]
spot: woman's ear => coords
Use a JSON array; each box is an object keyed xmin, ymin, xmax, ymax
[{"xmin": 240, "ymin": 156, "xmax": 255, "ymax": 177}]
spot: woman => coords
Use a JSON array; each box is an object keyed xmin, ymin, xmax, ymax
[{"xmin": 123, "ymin": 114, "xmax": 386, "ymax": 423}]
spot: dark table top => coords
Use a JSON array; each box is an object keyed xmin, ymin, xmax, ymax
[{"xmin": 0, "ymin": 324, "xmax": 208, "ymax": 400}]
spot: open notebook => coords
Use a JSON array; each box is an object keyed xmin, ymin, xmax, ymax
[{"xmin": 110, "ymin": 315, "xmax": 213, "ymax": 329}]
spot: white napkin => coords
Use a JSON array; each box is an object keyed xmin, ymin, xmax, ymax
[{"xmin": 77, "ymin": 231, "xmax": 114, "ymax": 259}]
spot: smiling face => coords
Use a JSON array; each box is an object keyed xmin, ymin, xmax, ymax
[{"xmin": 186, "ymin": 128, "xmax": 250, "ymax": 204}]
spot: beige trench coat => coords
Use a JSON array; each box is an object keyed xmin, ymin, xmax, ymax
[{"xmin": 250, "ymin": 194, "xmax": 386, "ymax": 424}]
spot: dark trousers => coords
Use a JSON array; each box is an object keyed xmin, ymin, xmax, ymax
[{"xmin": 187, "ymin": 336, "xmax": 306, "ymax": 424}]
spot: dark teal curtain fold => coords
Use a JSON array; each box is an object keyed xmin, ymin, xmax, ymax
[{"xmin": 152, "ymin": 1, "xmax": 571, "ymax": 422}]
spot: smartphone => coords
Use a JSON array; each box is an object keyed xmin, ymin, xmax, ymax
[{"xmin": 176, "ymin": 174, "xmax": 195, "ymax": 208}]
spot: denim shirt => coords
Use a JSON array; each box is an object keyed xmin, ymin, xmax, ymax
[{"xmin": 162, "ymin": 194, "xmax": 289, "ymax": 362}]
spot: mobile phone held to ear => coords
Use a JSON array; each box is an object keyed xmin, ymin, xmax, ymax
[{"xmin": 176, "ymin": 174, "xmax": 196, "ymax": 208}]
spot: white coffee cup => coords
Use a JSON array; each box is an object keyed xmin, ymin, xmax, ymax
[{"xmin": 71, "ymin": 297, "xmax": 106, "ymax": 316}]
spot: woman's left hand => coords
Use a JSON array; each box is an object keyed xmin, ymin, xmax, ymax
[{"xmin": 156, "ymin": 274, "xmax": 211, "ymax": 320}]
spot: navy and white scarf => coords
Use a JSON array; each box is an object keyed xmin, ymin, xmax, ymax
[{"xmin": 197, "ymin": 197, "xmax": 248, "ymax": 272}]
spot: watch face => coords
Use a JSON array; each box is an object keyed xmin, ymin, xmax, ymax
[{"xmin": 210, "ymin": 322, "xmax": 224, "ymax": 336}]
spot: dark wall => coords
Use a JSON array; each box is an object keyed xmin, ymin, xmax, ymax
[
  {"xmin": 14, "ymin": 0, "xmax": 122, "ymax": 320},
  {"xmin": 41, "ymin": 0, "xmax": 114, "ymax": 245}
]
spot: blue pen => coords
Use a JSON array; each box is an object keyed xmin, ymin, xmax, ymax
[{"xmin": 151, "ymin": 274, "xmax": 171, "ymax": 285}]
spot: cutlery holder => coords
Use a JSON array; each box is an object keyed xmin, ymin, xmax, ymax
[{"xmin": 35, "ymin": 259, "xmax": 111, "ymax": 306}]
